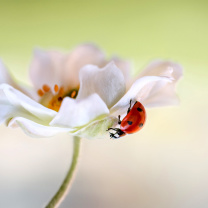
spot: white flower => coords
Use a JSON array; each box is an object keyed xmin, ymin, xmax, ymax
[{"xmin": 0, "ymin": 44, "xmax": 183, "ymax": 139}]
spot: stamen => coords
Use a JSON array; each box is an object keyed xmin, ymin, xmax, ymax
[
  {"xmin": 71, "ymin": 90, "xmax": 76, "ymax": 98},
  {"xmin": 37, "ymin": 89, "xmax": 44, "ymax": 96},
  {"xmin": 59, "ymin": 87, "xmax": 64, "ymax": 96},
  {"xmin": 54, "ymin": 84, "xmax": 59, "ymax": 93},
  {"xmin": 58, "ymin": 97, "xmax": 63, "ymax": 101},
  {"xmin": 42, "ymin": 84, "xmax": 50, "ymax": 92},
  {"xmin": 43, "ymin": 86, "xmax": 79, "ymax": 112}
]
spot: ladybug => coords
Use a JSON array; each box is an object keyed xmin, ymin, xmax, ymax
[{"xmin": 107, "ymin": 100, "xmax": 146, "ymax": 139}]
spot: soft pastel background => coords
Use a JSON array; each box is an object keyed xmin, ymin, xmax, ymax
[{"xmin": 0, "ymin": 0, "xmax": 208, "ymax": 208}]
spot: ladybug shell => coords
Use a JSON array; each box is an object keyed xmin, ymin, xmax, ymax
[{"xmin": 120, "ymin": 101, "xmax": 146, "ymax": 134}]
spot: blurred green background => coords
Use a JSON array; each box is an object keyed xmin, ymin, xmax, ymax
[{"xmin": 0, "ymin": 0, "xmax": 208, "ymax": 208}]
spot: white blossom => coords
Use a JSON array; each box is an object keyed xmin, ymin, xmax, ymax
[{"xmin": 0, "ymin": 44, "xmax": 183, "ymax": 139}]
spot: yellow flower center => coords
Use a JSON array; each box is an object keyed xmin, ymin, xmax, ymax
[{"xmin": 37, "ymin": 84, "xmax": 78, "ymax": 112}]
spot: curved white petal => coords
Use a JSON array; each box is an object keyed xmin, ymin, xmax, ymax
[
  {"xmin": 0, "ymin": 104, "xmax": 15, "ymax": 124},
  {"xmin": 29, "ymin": 44, "xmax": 106, "ymax": 92},
  {"xmin": 63, "ymin": 43, "xmax": 106, "ymax": 89},
  {"xmin": 50, "ymin": 93, "xmax": 109, "ymax": 128},
  {"xmin": 110, "ymin": 56, "xmax": 131, "ymax": 83},
  {"xmin": 0, "ymin": 59, "xmax": 16, "ymax": 85},
  {"xmin": 0, "ymin": 60, "xmax": 39, "ymax": 101},
  {"xmin": 0, "ymin": 84, "xmax": 56, "ymax": 124},
  {"xmin": 0, "ymin": 60, "xmax": 27, "ymax": 91},
  {"xmin": 142, "ymin": 84, "xmax": 180, "ymax": 108},
  {"xmin": 110, "ymin": 76, "xmax": 173, "ymax": 116},
  {"xmin": 137, "ymin": 60, "xmax": 183, "ymax": 108},
  {"xmin": 29, "ymin": 48, "xmax": 65, "ymax": 90},
  {"xmin": 138, "ymin": 60, "xmax": 183, "ymax": 82},
  {"xmin": 77, "ymin": 62, "xmax": 126, "ymax": 108},
  {"xmin": 71, "ymin": 116, "xmax": 118, "ymax": 139},
  {"xmin": 8, "ymin": 117, "xmax": 72, "ymax": 138}
]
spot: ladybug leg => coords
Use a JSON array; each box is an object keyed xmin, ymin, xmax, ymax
[
  {"xmin": 109, "ymin": 132, "xmax": 119, "ymax": 139},
  {"xmin": 127, "ymin": 99, "xmax": 132, "ymax": 114},
  {"xmin": 107, "ymin": 128, "xmax": 126, "ymax": 139},
  {"xmin": 107, "ymin": 128, "xmax": 118, "ymax": 132},
  {"xmin": 118, "ymin": 115, "xmax": 121, "ymax": 125},
  {"xmin": 107, "ymin": 128, "xmax": 119, "ymax": 139}
]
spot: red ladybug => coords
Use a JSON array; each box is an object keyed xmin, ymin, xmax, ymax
[{"xmin": 107, "ymin": 100, "xmax": 146, "ymax": 139}]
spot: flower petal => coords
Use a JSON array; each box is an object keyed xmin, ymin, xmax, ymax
[
  {"xmin": 0, "ymin": 59, "xmax": 27, "ymax": 93},
  {"xmin": 142, "ymin": 84, "xmax": 180, "ymax": 108},
  {"xmin": 72, "ymin": 116, "xmax": 118, "ymax": 139},
  {"xmin": 0, "ymin": 104, "xmax": 15, "ymax": 124},
  {"xmin": 29, "ymin": 44, "xmax": 106, "ymax": 92},
  {"xmin": 77, "ymin": 62, "xmax": 126, "ymax": 108},
  {"xmin": 8, "ymin": 117, "xmax": 72, "ymax": 138},
  {"xmin": 63, "ymin": 43, "xmax": 106, "ymax": 89},
  {"xmin": 0, "ymin": 59, "xmax": 16, "ymax": 85},
  {"xmin": 0, "ymin": 84, "xmax": 56, "ymax": 124},
  {"xmin": 29, "ymin": 48, "xmax": 65, "ymax": 90},
  {"xmin": 110, "ymin": 56, "xmax": 131, "ymax": 83},
  {"xmin": 50, "ymin": 93, "xmax": 109, "ymax": 128},
  {"xmin": 0, "ymin": 59, "xmax": 38, "ymax": 100},
  {"xmin": 138, "ymin": 60, "xmax": 183, "ymax": 82},
  {"xmin": 137, "ymin": 60, "xmax": 183, "ymax": 107},
  {"xmin": 110, "ymin": 76, "xmax": 173, "ymax": 116}
]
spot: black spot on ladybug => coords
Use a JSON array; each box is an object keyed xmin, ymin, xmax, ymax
[
  {"xmin": 137, "ymin": 107, "xmax": 143, "ymax": 112},
  {"xmin": 139, "ymin": 123, "xmax": 143, "ymax": 127},
  {"xmin": 127, "ymin": 121, "xmax": 133, "ymax": 125}
]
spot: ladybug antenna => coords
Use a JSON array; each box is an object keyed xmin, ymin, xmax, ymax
[
  {"xmin": 118, "ymin": 115, "xmax": 121, "ymax": 125},
  {"xmin": 127, "ymin": 99, "xmax": 132, "ymax": 114}
]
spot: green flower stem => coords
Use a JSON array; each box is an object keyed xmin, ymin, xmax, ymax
[{"xmin": 45, "ymin": 136, "xmax": 81, "ymax": 208}]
